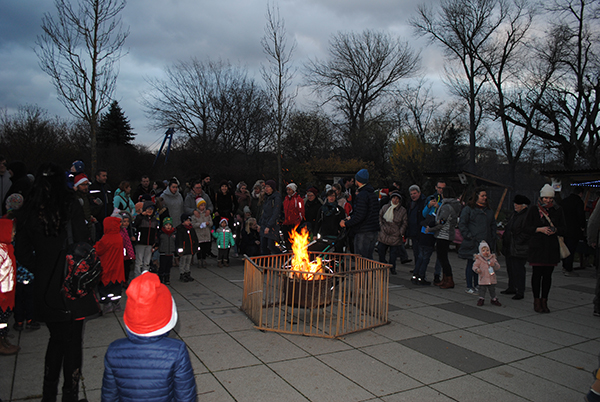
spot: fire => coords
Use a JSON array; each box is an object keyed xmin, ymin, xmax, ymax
[{"xmin": 289, "ymin": 226, "xmax": 323, "ymax": 280}]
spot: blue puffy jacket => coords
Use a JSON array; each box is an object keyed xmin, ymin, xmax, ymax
[
  {"xmin": 345, "ymin": 183, "xmax": 380, "ymax": 234},
  {"xmin": 101, "ymin": 331, "xmax": 197, "ymax": 402}
]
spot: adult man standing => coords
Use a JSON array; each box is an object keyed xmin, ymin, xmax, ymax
[
  {"xmin": 133, "ymin": 175, "xmax": 152, "ymax": 203},
  {"xmin": 201, "ymin": 173, "xmax": 215, "ymax": 205},
  {"xmin": 340, "ymin": 169, "xmax": 379, "ymax": 259},
  {"xmin": 423, "ymin": 180, "xmax": 446, "ymax": 284},
  {"xmin": 89, "ymin": 169, "xmax": 113, "ymax": 239},
  {"xmin": 561, "ymin": 188, "xmax": 586, "ymax": 276},
  {"xmin": 259, "ymin": 180, "xmax": 283, "ymax": 255},
  {"xmin": 73, "ymin": 173, "xmax": 96, "ymax": 243},
  {"xmin": 407, "ymin": 184, "xmax": 426, "ymax": 263},
  {"xmin": 184, "ymin": 180, "xmax": 214, "ymax": 218}
]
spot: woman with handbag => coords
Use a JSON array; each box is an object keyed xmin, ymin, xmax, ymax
[
  {"xmin": 523, "ymin": 184, "xmax": 567, "ymax": 313},
  {"xmin": 15, "ymin": 163, "xmax": 100, "ymax": 402}
]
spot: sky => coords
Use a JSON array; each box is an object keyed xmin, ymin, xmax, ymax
[{"xmin": 0, "ymin": 0, "xmax": 445, "ymax": 149}]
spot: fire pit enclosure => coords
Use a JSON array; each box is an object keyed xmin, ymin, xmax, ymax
[{"xmin": 242, "ymin": 252, "xmax": 390, "ymax": 338}]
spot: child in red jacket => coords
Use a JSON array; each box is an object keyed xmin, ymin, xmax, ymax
[
  {"xmin": 0, "ymin": 218, "xmax": 19, "ymax": 355},
  {"xmin": 96, "ymin": 216, "xmax": 126, "ymax": 314}
]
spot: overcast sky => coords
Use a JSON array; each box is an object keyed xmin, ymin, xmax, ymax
[{"xmin": 0, "ymin": 0, "xmax": 445, "ymax": 148}]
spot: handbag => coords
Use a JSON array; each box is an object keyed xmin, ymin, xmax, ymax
[{"xmin": 539, "ymin": 207, "xmax": 570, "ymax": 259}]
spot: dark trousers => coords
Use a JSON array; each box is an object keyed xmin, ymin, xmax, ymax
[
  {"xmin": 414, "ymin": 244, "xmax": 435, "ymax": 279},
  {"xmin": 44, "ymin": 320, "xmax": 84, "ymax": 402},
  {"xmin": 531, "ymin": 265, "xmax": 555, "ymax": 298},
  {"xmin": 159, "ymin": 255, "xmax": 173, "ymax": 281},
  {"xmin": 197, "ymin": 242, "xmax": 211, "ymax": 260},
  {"xmin": 505, "ymin": 256, "xmax": 527, "ymax": 295},
  {"xmin": 14, "ymin": 281, "xmax": 35, "ymax": 323},
  {"xmin": 98, "ymin": 282, "xmax": 122, "ymax": 305},
  {"xmin": 465, "ymin": 258, "xmax": 478, "ymax": 289},
  {"xmin": 436, "ymin": 239, "xmax": 453, "ymax": 277},
  {"xmin": 378, "ymin": 242, "xmax": 400, "ymax": 271},
  {"xmin": 218, "ymin": 248, "xmax": 231, "ymax": 262},
  {"xmin": 562, "ymin": 237, "xmax": 579, "ymax": 271},
  {"xmin": 123, "ymin": 259, "xmax": 134, "ymax": 283},
  {"xmin": 410, "ymin": 236, "xmax": 421, "ymax": 263},
  {"xmin": 260, "ymin": 235, "xmax": 280, "ymax": 255}
]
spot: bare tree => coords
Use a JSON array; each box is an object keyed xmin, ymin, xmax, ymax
[
  {"xmin": 412, "ymin": 0, "xmax": 508, "ymax": 173},
  {"xmin": 261, "ymin": 3, "xmax": 297, "ymax": 191},
  {"xmin": 503, "ymin": 0, "xmax": 600, "ymax": 169},
  {"xmin": 305, "ymin": 30, "xmax": 420, "ymax": 165},
  {"xmin": 36, "ymin": 0, "xmax": 129, "ymax": 173}
]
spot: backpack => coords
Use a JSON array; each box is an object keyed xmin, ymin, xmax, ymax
[{"xmin": 62, "ymin": 222, "xmax": 102, "ymax": 300}]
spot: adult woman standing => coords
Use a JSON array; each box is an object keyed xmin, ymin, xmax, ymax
[
  {"xmin": 113, "ymin": 180, "xmax": 136, "ymax": 216},
  {"xmin": 15, "ymin": 162, "xmax": 99, "ymax": 402},
  {"xmin": 377, "ymin": 191, "xmax": 408, "ymax": 276},
  {"xmin": 501, "ymin": 195, "xmax": 531, "ymax": 300},
  {"xmin": 458, "ymin": 187, "xmax": 497, "ymax": 294},
  {"xmin": 524, "ymin": 184, "xmax": 566, "ymax": 313}
]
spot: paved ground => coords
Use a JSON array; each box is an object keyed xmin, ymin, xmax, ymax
[{"xmin": 1, "ymin": 249, "xmax": 599, "ymax": 402}]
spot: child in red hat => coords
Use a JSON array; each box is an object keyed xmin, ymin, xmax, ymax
[{"xmin": 101, "ymin": 272, "xmax": 196, "ymax": 401}]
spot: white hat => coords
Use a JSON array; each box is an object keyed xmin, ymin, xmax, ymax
[
  {"xmin": 540, "ymin": 184, "xmax": 555, "ymax": 198},
  {"xmin": 286, "ymin": 183, "xmax": 297, "ymax": 192}
]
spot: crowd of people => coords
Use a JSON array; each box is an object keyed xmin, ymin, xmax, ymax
[{"xmin": 0, "ymin": 154, "xmax": 599, "ymax": 401}]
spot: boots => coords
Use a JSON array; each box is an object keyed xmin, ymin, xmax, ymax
[
  {"xmin": 541, "ymin": 298, "xmax": 550, "ymax": 313},
  {"xmin": 439, "ymin": 275, "xmax": 454, "ymax": 289},
  {"xmin": 435, "ymin": 274, "xmax": 446, "ymax": 286},
  {"xmin": 534, "ymin": 298, "xmax": 543, "ymax": 313},
  {"xmin": 0, "ymin": 335, "xmax": 20, "ymax": 355}
]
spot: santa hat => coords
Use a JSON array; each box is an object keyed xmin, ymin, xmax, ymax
[
  {"xmin": 74, "ymin": 173, "xmax": 90, "ymax": 188},
  {"xmin": 124, "ymin": 272, "xmax": 178, "ymax": 337},
  {"xmin": 220, "ymin": 217, "xmax": 228, "ymax": 225}
]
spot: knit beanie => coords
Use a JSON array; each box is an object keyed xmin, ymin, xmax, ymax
[
  {"xmin": 286, "ymin": 183, "xmax": 297, "ymax": 192},
  {"xmin": 180, "ymin": 213, "xmax": 191, "ymax": 223},
  {"xmin": 478, "ymin": 240, "xmax": 490, "ymax": 254},
  {"xmin": 74, "ymin": 173, "xmax": 90, "ymax": 188},
  {"xmin": 307, "ymin": 187, "xmax": 318, "ymax": 196},
  {"xmin": 265, "ymin": 180, "xmax": 277, "ymax": 189},
  {"xmin": 513, "ymin": 194, "xmax": 531, "ymax": 205},
  {"xmin": 163, "ymin": 217, "xmax": 173, "ymax": 226},
  {"xmin": 540, "ymin": 184, "xmax": 555, "ymax": 198},
  {"xmin": 71, "ymin": 160, "xmax": 85, "ymax": 174},
  {"xmin": 196, "ymin": 197, "xmax": 206, "ymax": 209},
  {"xmin": 355, "ymin": 169, "xmax": 369, "ymax": 184},
  {"xmin": 124, "ymin": 272, "xmax": 178, "ymax": 337}
]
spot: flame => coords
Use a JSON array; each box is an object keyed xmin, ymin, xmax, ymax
[{"xmin": 289, "ymin": 225, "xmax": 323, "ymax": 280}]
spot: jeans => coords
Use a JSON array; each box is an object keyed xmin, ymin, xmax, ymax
[
  {"xmin": 354, "ymin": 231, "xmax": 378, "ymax": 260},
  {"xmin": 414, "ymin": 245, "xmax": 435, "ymax": 279},
  {"xmin": 465, "ymin": 258, "xmax": 478, "ymax": 289},
  {"xmin": 410, "ymin": 236, "xmax": 421, "ymax": 263},
  {"xmin": 378, "ymin": 242, "xmax": 400, "ymax": 271}
]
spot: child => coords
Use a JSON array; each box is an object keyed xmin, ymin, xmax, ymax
[
  {"xmin": 176, "ymin": 214, "xmax": 198, "ymax": 282},
  {"xmin": 473, "ymin": 241, "xmax": 502, "ymax": 306},
  {"xmin": 0, "ymin": 218, "xmax": 19, "ymax": 354},
  {"xmin": 101, "ymin": 272, "xmax": 196, "ymax": 401},
  {"xmin": 213, "ymin": 218, "xmax": 235, "ymax": 267},
  {"xmin": 133, "ymin": 201, "xmax": 160, "ymax": 277},
  {"xmin": 158, "ymin": 217, "xmax": 177, "ymax": 285},
  {"xmin": 95, "ymin": 216, "xmax": 126, "ymax": 314},
  {"xmin": 119, "ymin": 211, "xmax": 136, "ymax": 287},
  {"xmin": 240, "ymin": 217, "xmax": 261, "ymax": 257},
  {"xmin": 191, "ymin": 198, "xmax": 212, "ymax": 268}
]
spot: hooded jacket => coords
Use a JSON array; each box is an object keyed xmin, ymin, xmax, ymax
[
  {"xmin": 101, "ymin": 330, "xmax": 197, "ymax": 402},
  {"xmin": 0, "ymin": 219, "xmax": 16, "ymax": 311},
  {"xmin": 430, "ymin": 198, "xmax": 462, "ymax": 242},
  {"xmin": 212, "ymin": 226, "xmax": 235, "ymax": 249},
  {"xmin": 161, "ymin": 189, "xmax": 184, "ymax": 227},
  {"xmin": 472, "ymin": 253, "xmax": 500, "ymax": 285},
  {"xmin": 282, "ymin": 192, "xmax": 304, "ymax": 226},
  {"xmin": 175, "ymin": 223, "xmax": 199, "ymax": 255},
  {"xmin": 458, "ymin": 204, "xmax": 497, "ymax": 259},
  {"xmin": 95, "ymin": 216, "xmax": 126, "ymax": 286}
]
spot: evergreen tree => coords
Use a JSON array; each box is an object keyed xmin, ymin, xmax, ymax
[{"xmin": 98, "ymin": 100, "xmax": 135, "ymax": 147}]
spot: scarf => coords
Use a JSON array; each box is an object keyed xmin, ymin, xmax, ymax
[
  {"xmin": 120, "ymin": 228, "xmax": 136, "ymax": 260},
  {"xmin": 383, "ymin": 203, "xmax": 398, "ymax": 223}
]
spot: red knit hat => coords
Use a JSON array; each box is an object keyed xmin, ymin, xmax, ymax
[{"xmin": 124, "ymin": 272, "xmax": 178, "ymax": 337}]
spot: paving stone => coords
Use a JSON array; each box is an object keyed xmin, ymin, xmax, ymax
[
  {"xmin": 176, "ymin": 309, "xmax": 225, "ymax": 337},
  {"xmin": 509, "ymin": 355, "xmax": 591, "ymax": 392},
  {"xmin": 371, "ymin": 319, "xmax": 427, "ymax": 342},
  {"xmin": 233, "ymin": 329, "xmax": 309, "ymax": 363},
  {"xmin": 269, "ymin": 356, "xmax": 374, "ymax": 402},
  {"xmin": 280, "ymin": 333, "xmax": 353, "ymax": 356},
  {"xmin": 435, "ymin": 301, "xmax": 513, "ymax": 324},
  {"xmin": 185, "ymin": 333, "xmax": 261, "ymax": 372},
  {"xmin": 409, "ymin": 305, "xmax": 489, "ymax": 328},
  {"xmin": 388, "ymin": 309, "xmax": 456, "ymax": 334},
  {"xmin": 194, "ymin": 372, "xmax": 236, "ymax": 401},
  {"xmin": 431, "ymin": 373, "xmax": 530, "ymax": 401},
  {"xmin": 380, "ymin": 386, "xmax": 460, "ymax": 401},
  {"xmin": 560, "ymin": 284, "xmax": 596, "ymax": 294},
  {"xmin": 400, "ymin": 335, "xmax": 502, "ymax": 374}
]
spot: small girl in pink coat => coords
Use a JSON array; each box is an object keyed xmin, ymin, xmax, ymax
[{"xmin": 473, "ymin": 241, "xmax": 502, "ymax": 306}]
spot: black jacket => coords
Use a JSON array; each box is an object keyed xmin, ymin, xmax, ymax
[
  {"xmin": 560, "ymin": 193, "xmax": 586, "ymax": 240},
  {"xmin": 502, "ymin": 207, "xmax": 530, "ymax": 259},
  {"xmin": 524, "ymin": 203, "xmax": 566, "ymax": 265},
  {"xmin": 345, "ymin": 184, "xmax": 379, "ymax": 234}
]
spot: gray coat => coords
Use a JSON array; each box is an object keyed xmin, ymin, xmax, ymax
[
  {"xmin": 430, "ymin": 198, "xmax": 462, "ymax": 241},
  {"xmin": 183, "ymin": 190, "xmax": 214, "ymax": 215},
  {"xmin": 161, "ymin": 189, "xmax": 184, "ymax": 227},
  {"xmin": 458, "ymin": 204, "xmax": 497, "ymax": 259}
]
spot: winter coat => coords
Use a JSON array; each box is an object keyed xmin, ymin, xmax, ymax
[
  {"xmin": 101, "ymin": 331, "xmax": 197, "ymax": 402},
  {"xmin": 524, "ymin": 202, "xmax": 566, "ymax": 266},
  {"xmin": 317, "ymin": 202, "xmax": 346, "ymax": 239},
  {"xmin": 345, "ymin": 184, "xmax": 380, "ymax": 235},
  {"xmin": 212, "ymin": 227, "xmax": 235, "ymax": 249},
  {"xmin": 132, "ymin": 183, "xmax": 152, "ymax": 204},
  {"xmin": 283, "ymin": 192, "xmax": 304, "ymax": 226},
  {"xmin": 502, "ymin": 207, "xmax": 530, "ymax": 259},
  {"xmin": 113, "ymin": 189, "xmax": 136, "ymax": 216},
  {"xmin": 183, "ymin": 190, "xmax": 213, "ymax": 216},
  {"xmin": 377, "ymin": 203, "xmax": 408, "ymax": 246},
  {"xmin": 430, "ymin": 198, "xmax": 462, "ymax": 242},
  {"xmin": 214, "ymin": 190, "xmax": 237, "ymax": 224},
  {"xmin": 472, "ymin": 253, "xmax": 500, "ymax": 285},
  {"xmin": 407, "ymin": 194, "xmax": 426, "ymax": 238},
  {"xmin": 134, "ymin": 213, "xmax": 160, "ymax": 246},
  {"xmin": 259, "ymin": 191, "xmax": 283, "ymax": 240},
  {"xmin": 89, "ymin": 181, "xmax": 113, "ymax": 226},
  {"xmin": 588, "ymin": 204, "xmax": 600, "ymax": 247},
  {"xmin": 0, "ymin": 219, "xmax": 16, "ymax": 312},
  {"xmin": 191, "ymin": 213, "xmax": 212, "ymax": 243},
  {"xmin": 560, "ymin": 193, "xmax": 586, "ymax": 240},
  {"xmin": 161, "ymin": 189, "xmax": 184, "ymax": 227},
  {"xmin": 235, "ymin": 189, "xmax": 251, "ymax": 215},
  {"xmin": 458, "ymin": 205, "xmax": 497, "ymax": 259},
  {"xmin": 15, "ymin": 199, "xmax": 100, "ymax": 323},
  {"xmin": 176, "ymin": 224, "xmax": 199, "ymax": 255},
  {"xmin": 95, "ymin": 217, "xmax": 126, "ymax": 286},
  {"xmin": 250, "ymin": 192, "xmax": 264, "ymax": 221},
  {"xmin": 303, "ymin": 197, "xmax": 323, "ymax": 228},
  {"xmin": 240, "ymin": 228, "xmax": 260, "ymax": 257},
  {"xmin": 158, "ymin": 228, "xmax": 177, "ymax": 256}
]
